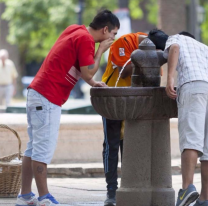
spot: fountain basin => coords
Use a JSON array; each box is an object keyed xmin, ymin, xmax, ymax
[{"xmin": 90, "ymin": 87, "xmax": 177, "ymax": 120}]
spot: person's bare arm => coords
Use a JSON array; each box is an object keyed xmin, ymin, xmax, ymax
[
  {"xmin": 81, "ymin": 76, "xmax": 107, "ymax": 87},
  {"xmin": 80, "ymin": 38, "xmax": 113, "ymax": 86},
  {"xmin": 80, "ymin": 65, "xmax": 108, "ymax": 87},
  {"xmin": 118, "ymin": 64, "xmax": 133, "ymax": 79},
  {"xmin": 166, "ymin": 43, "xmax": 180, "ymax": 99}
]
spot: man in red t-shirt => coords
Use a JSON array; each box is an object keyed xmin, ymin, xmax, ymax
[{"xmin": 16, "ymin": 10, "xmax": 119, "ymax": 206}]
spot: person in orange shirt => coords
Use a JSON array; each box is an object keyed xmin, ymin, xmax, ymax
[{"xmin": 101, "ymin": 32, "xmax": 148, "ymax": 206}]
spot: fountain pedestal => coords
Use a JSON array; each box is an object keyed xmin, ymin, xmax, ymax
[
  {"xmin": 90, "ymin": 87, "xmax": 177, "ymax": 206},
  {"xmin": 117, "ymin": 119, "xmax": 174, "ymax": 206}
]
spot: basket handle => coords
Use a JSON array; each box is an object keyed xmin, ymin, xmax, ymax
[{"xmin": 0, "ymin": 124, "xmax": 22, "ymax": 160}]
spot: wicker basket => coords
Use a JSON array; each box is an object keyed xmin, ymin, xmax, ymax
[{"xmin": 0, "ymin": 124, "xmax": 22, "ymax": 197}]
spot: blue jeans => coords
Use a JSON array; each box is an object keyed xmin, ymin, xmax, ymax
[
  {"xmin": 102, "ymin": 117, "xmax": 123, "ymax": 191},
  {"xmin": 24, "ymin": 89, "xmax": 61, "ymax": 164}
]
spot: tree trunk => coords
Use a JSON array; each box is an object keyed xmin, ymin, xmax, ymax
[
  {"xmin": 118, "ymin": 0, "xmax": 129, "ymax": 8},
  {"xmin": 158, "ymin": 0, "xmax": 187, "ymax": 86},
  {"xmin": 158, "ymin": 0, "xmax": 187, "ymax": 35}
]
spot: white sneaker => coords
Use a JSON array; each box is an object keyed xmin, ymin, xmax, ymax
[
  {"xmin": 37, "ymin": 199, "xmax": 61, "ymax": 206},
  {"xmin": 16, "ymin": 193, "xmax": 38, "ymax": 206},
  {"xmin": 37, "ymin": 193, "xmax": 61, "ymax": 206}
]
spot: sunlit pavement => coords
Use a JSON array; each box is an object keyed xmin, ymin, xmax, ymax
[
  {"xmin": 0, "ymin": 99, "xmax": 200, "ymax": 206},
  {"xmin": 0, "ymin": 173, "xmax": 202, "ymax": 206}
]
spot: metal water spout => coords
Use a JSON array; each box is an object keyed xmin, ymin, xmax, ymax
[{"xmin": 130, "ymin": 38, "xmax": 167, "ymax": 87}]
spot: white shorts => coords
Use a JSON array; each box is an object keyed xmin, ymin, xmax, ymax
[
  {"xmin": 177, "ymin": 81, "xmax": 208, "ymax": 161},
  {"xmin": 24, "ymin": 89, "xmax": 61, "ymax": 164}
]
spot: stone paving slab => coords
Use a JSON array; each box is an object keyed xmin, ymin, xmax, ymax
[{"xmin": 0, "ymin": 174, "xmax": 202, "ymax": 205}]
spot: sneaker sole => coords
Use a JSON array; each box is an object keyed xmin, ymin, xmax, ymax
[
  {"xmin": 179, "ymin": 191, "xmax": 199, "ymax": 206},
  {"xmin": 15, "ymin": 204, "xmax": 36, "ymax": 206},
  {"xmin": 104, "ymin": 203, "xmax": 116, "ymax": 206},
  {"xmin": 16, "ymin": 205, "xmax": 36, "ymax": 206}
]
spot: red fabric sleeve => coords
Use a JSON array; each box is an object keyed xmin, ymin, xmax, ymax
[{"xmin": 77, "ymin": 38, "xmax": 95, "ymax": 67}]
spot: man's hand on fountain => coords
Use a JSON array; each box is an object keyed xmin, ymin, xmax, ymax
[
  {"xmin": 166, "ymin": 78, "xmax": 177, "ymax": 100},
  {"xmin": 93, "ymin": 81, "xmax": 108, "ymax": 87}
]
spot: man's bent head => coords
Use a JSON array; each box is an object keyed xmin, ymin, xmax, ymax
[{"xmin": 89, "ymin": 10, "xmax": 120, "ymax": 32}]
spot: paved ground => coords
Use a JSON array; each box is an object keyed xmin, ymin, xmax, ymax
[
  {"xmin": 0, "ymin": 173, "xmax": 202, "ymax": 206},
  {"xmin": 0, "ymin": 99, "xmax": 200, "ymax": 205}
]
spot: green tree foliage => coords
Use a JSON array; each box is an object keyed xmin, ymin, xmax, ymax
[
  {"xmin": 146, "ymin": 0, "xmax": 158, "ymax": 25},
  {"xmin": 129, "ymin": 0, "xmax": 143, "ymax": 19},
  {"xmin": 1, "ymin": 0, "xmax": 78, "ymax": 62},
  {"xmin": 200, "ymin": 0, "xmax": 208, "ymax": 45},
  {"xmin": 0, "ymin": 0, "xmax": 156, "ymax": 63}
]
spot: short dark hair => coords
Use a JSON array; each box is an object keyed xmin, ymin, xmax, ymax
[
  {"xmin": 89, "ymin": 9, "xmax": 120, "ymax": 32},
  {"xmin": 148, "ymin": 28, "xmax": 169, "ymax": 51},
  {"xmin": 179, "ymin": 31, "xmax": 195, "ymax": 39}
]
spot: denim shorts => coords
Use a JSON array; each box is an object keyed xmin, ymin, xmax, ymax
[
  {"xmin": 177, "ymin": 81, "xmax": 208, "ymax": 161},
  {"xmin": 24, "ymin": 89, "xmax": 61, "ymax": 164}
]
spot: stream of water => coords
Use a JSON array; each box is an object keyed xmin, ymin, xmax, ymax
[{"xmin": 115, "ymin": 58, "xmax": 131, "ymax": 87}]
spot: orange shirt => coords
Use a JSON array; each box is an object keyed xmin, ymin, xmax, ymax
[{"xmin": 102, "ymin": 32, "xmax": 147, "ymax": 87}]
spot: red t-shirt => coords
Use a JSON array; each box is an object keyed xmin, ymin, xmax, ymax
[{"xmin": 29, "ymin": 25, "xmax": 95, "ymax": 106}]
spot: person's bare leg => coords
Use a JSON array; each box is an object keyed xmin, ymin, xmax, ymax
[
  {"xmin": 200, "ymin": 161, "xmax": 208, "ymax": 201},
  {"xmin": 181, "ymin": 149, "xmax": 198, "ymax": 189},
  {"xmin": 33, "ymin": 160, "xmax": 49, "ymax": 197},
  {"xmin": 21, "ymin": 156, "xmax": 33, "ymax": 194}
]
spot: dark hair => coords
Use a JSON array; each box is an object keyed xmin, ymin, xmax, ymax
[
  {"xmin": 89, "ymin": 9, "xmax": 120, "ymax": 32},
  {"xmin": 179, "ymin": 31, "xmax": 195, "ymax": 39},
  {"xmin": 148, "ymin": 28, "xmax": 169, "ymax": 51}
]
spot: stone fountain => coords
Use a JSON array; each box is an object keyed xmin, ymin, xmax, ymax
[{"xmin": 90, "ymin": 38, "xmax": 177, "ymax": 206}]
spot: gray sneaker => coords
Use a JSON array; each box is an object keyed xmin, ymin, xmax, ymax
[
  {"xmin": 176, "ymin": 184, "xmax": 199, "ymax": 206},
  {"xmin": 104, "ymin": 190, "xmax": 116, "ymax": 206},
  {"xmin": 194, "ymin": 199, "xmax": 208, "ymax": 206}
]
